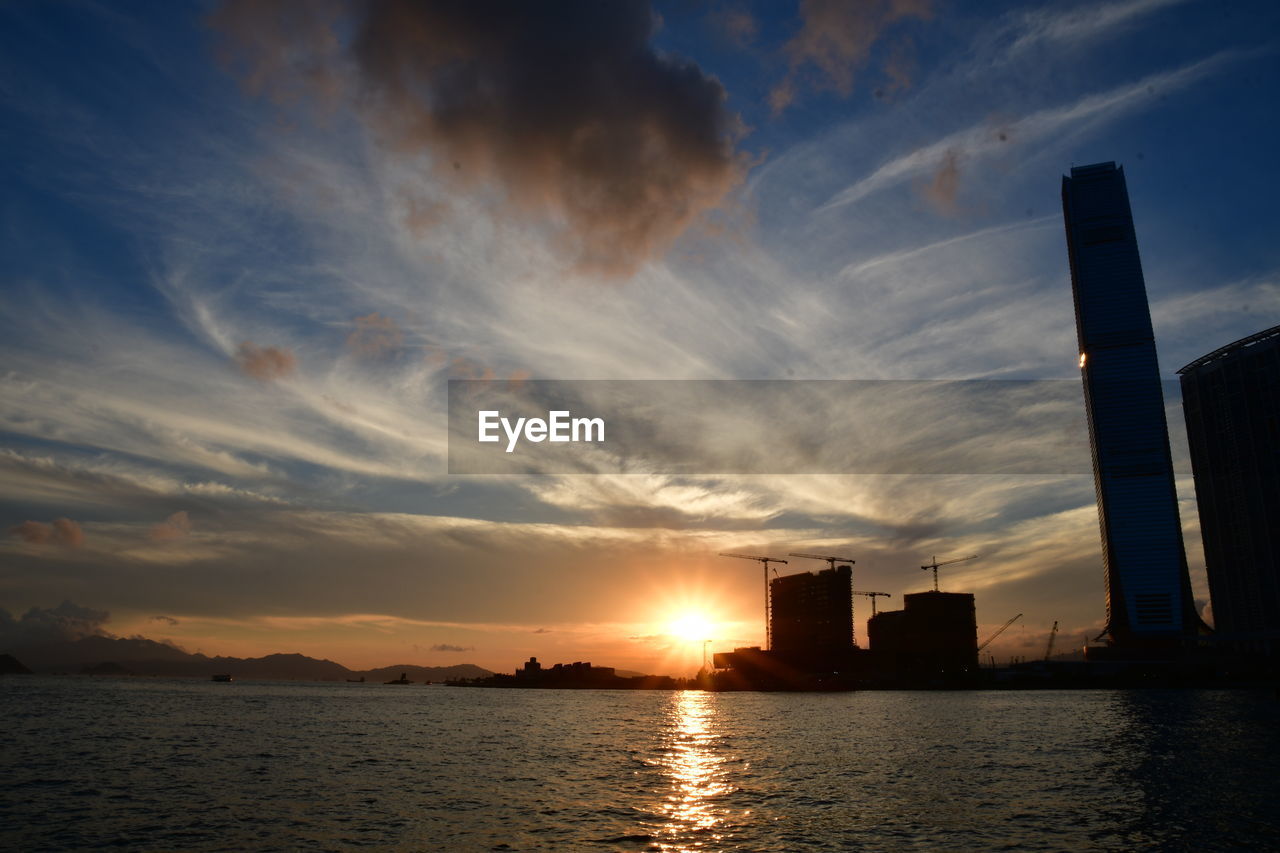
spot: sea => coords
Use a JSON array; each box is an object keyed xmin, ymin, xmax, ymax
[{"xmin": 2, "ymin": 678, "xmax": 1278, "ymax": 852}]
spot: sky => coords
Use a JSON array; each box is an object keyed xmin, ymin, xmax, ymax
[{"xmin": 2, "ymin": 0, "xmax": 1278, "ymax": 674}]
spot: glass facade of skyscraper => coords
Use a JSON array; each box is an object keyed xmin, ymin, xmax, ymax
[{"xmin": 1061, "ymin": 162, "xmax": 1200, "ymax": 646}]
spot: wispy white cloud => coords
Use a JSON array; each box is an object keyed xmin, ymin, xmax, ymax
[
  {"xmin": 1151, "ymin": 271, "xmax": 1280, "ymax": 372},
  {"xmin": 838, "ymin": 214, "xmax": 1061, "ymax": 280},
  {"xmin": 0, "ymin": 0, "xmax": 1259, "ymax": 670},
  {"xmin": 1005, "ymin": 0, "xmax": 1190, "ymax": 56},
  {"xmin": 817, "ymin": 50, "xmax": 1242, "ymax": 214}
]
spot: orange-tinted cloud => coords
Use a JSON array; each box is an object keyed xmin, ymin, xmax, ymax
[
  {"xmin": 921, "ymin": 146, "xmax": 962, "ymax": 213},
  {"xmin": 11, "ymin": 517, "xmax": 83, "ymax": 546},
  {"xmin": 210, "ymin": 0, "xmax": 746, "ymax": 278},
  {"xmin": 714, "ymin": 7, "xmax": 759, "ymax": 47},
  {"xmin": 449, "ymin": 357, "xmax": 495, "ymax": 382},
  {"xmin": 52, "ymin": 517, "xmax": 84, "ymax": 547},
  {"xmin": 206, "ymin": 0, "xmax": 346, "ymax": 107},
  {"xmin": 235, "ymin": 341, "xmax": 296, "ymax": 381},
  {"xmin": 346, "ymin": 313, "xmax": 404, "ymax": 358},
  {"xmin": 919, "ymin": 148, "xmax": 962, "ymax": 216},
  {"xmin": 506, "ymin": 369, "xmax": 532, "ymax": 392},
  {"xmin": 772, "ymin": 0, "xmax": 932, "ymax": 113},
  {"xmin": 11, "ymin": 520, "xmax": 52, "ymax": 544},
  {"xmin": 878, "ymin": 38, "xmax": 917, "ymax": 100},
  {"xmin": 150, "ymin": 510, "xmax": 194, "ymax": 541}
]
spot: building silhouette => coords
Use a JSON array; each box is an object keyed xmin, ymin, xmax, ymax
[
  {"xmin": 712, "ymin": 568, "xmax": 984, "ymax": 686},
  {"xmin": 867, "ymin": 591, "xmax": 977, "ymax": 675},
  {"xmin": 1061, "ymin": 161, "xmax": 1202, "ymax": 650},
  {"xmin": 1179, "ymin": 324, "xmax": 1280, "ymax": 656},
  {"xmin": 769, "ymin": 564, "xmax": 854, "ymax": 653}
]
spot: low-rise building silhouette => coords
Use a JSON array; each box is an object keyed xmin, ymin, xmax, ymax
[{"xmin": 867, "ymin": 591, "xmax": 977, "ymax": 676}]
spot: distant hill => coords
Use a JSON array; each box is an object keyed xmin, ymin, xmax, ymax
[
  {"xmin": 3, "ymin": 635, "xmax": 492, "ymax": 682},
  {"xmin": 80, "ymin": 661, "xmax": 133, "ymax": 676},
  {"xmin": 357, "ymin": 664, "xmax": 491, "ymax": 683},
  {"xmin": 0, "ymin": 653, "xmax": 32, "ymax": 674}
]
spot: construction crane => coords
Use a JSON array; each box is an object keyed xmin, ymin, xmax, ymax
[
  {"xmin": 920, "ymin": 554, "xmax": 978, "ymax": 591},
  {"xmin": 788, "ymin": 552, "xmax": 857, "ymax": 570},
  {"xmin": 853, "ymin": 591, "xmax": 891, "ymax": 616},
  {"xmin": 720, "ymin": 553, "xmax": 788, "ymax": 650},
  {"xmin": 1044, "ymin": 620, "xmax": 1059, "ymax": 661},
  {"xmin": 850, "ymin": 590, "xmax": 891, "ymax": 648},
  {"xmin": 790, "ymin": 553, "xmax": 859, "ymax": 646},
  {"xmin": 977, "ymin": 612, "xmax": 1022, "ymax": 653}
]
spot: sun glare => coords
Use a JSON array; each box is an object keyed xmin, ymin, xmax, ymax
[{"xmin": 667, "ymin": 611, "xmax": 714, "ymax": 643}]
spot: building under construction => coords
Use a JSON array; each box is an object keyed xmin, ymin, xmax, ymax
[
  {"xmin": 867, "ymin": 591, "xmax": 978, "ymax": 677},
  {"xmin": 712, "ymin": 562, "xmax": 981, "ymax": 688},
  {"xmin": 770, "ymin": 564, "xmax": 854, "ymax": 659}
]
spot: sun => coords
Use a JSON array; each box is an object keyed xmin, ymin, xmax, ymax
[{"xmin": 666, "ymin": 611, "xmax": 714, "ymax": 644}]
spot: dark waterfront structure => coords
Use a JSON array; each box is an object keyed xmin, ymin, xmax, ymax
[
  {"xmin": 867, "ymin": 591, "xmax": 977, "ymax": 676},
  {"xmin": 706, "ymin": 564, "xmax": 863, "ymax": 688},
  {"xmin": 710, "ymin": 583, "xmax": 978, "ymax": 688},
  {"xmin": 1062, "ymin": 161, "xmax": 1202, "ymax": 651},
  {"xmin": 463, "ymin": 657, "xmax": 677, "ymax": 689},
  {"xmin": 769, "ymin": 564, "xmax": 854, "ymax": 653},
  {"xmin": 1179, "ymin": 325, "xmax": 1280, "ymax": 656}
]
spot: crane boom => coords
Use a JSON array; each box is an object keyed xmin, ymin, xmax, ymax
[
  {"xmin": 788, "ymin": 552, "xmax": 856, "ymax": 568},
  {"xmin": 1044, "ymin": 620, "xmax": 1059, "ymax": 661},
  {"xmin": 852, "ymin": 591, "xmax": 891, "ymax": 615},
  {"xmin": 719, "ymin": 553, "xmax": 788, "ymax": 650},
  {"xmin": 977, "ymin": 612, "xmax": 1022, "ymax": 652},
  {"xmin": 920, "ymin": 554, "xmax": 978, "ymax": 591}
]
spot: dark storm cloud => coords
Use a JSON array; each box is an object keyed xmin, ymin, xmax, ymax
[
  {"xmin": 211, "ymin": 0, "xmax": 746, "ymax": 277},
  {"xmin": 430, "ymin": 643, "xmax": 474, "ymax": 652},
  {"xmin": 0, "ymin": 600, "xmax": 111, "ymax": 646}
]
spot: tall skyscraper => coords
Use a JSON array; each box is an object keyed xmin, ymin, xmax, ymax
[
  {"xmin": 1179, "ymin": 324, "xmax": 1280, "ymax": 656},
  {"xmin": 1061, "ymin": 162, "xmax": 1202, "ymax": 649}
]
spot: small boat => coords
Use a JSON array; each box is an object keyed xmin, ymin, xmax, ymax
[
  {"xmin": 211, "ymin": 673, "xmax": 233, "ymax": 682},
  {"xmin": 346, "ymin": 676, "xmax": 366, "ymax": 683},
  {"xmin": 384, "ymin": 672, "xmax": 413, "ymax": 684}
]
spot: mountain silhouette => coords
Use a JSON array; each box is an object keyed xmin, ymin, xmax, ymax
[
  {"xmin": 4, "ymin": 635, "xmax": 490, "ymax": 681},
  {"xmin": 0, "ymin": 653, "xmax": 32, "ymax": 674}
]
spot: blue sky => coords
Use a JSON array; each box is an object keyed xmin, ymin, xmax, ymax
[{"xmin": 1, "ymin": 0, "xmax": 1277, "ymax": 671}]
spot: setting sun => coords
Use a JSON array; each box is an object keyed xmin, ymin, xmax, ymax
[{"xmin": 666, "ymin": 611, "xmax": 715, "ymax": 643}]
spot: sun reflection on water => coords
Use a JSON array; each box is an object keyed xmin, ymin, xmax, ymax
[{"xmin": 654, "ymin": 690, "xmax": 738, "ymax": 850}]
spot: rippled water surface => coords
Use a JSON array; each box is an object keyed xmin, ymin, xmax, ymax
[{"xmin": 3, "ymin": 679, "xmax": 1279, "ymax": 851}]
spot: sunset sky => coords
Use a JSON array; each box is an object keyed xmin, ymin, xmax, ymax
[{"xmin": 2, "ymin": 0, "xmax": 1278, "ymax": 674}]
